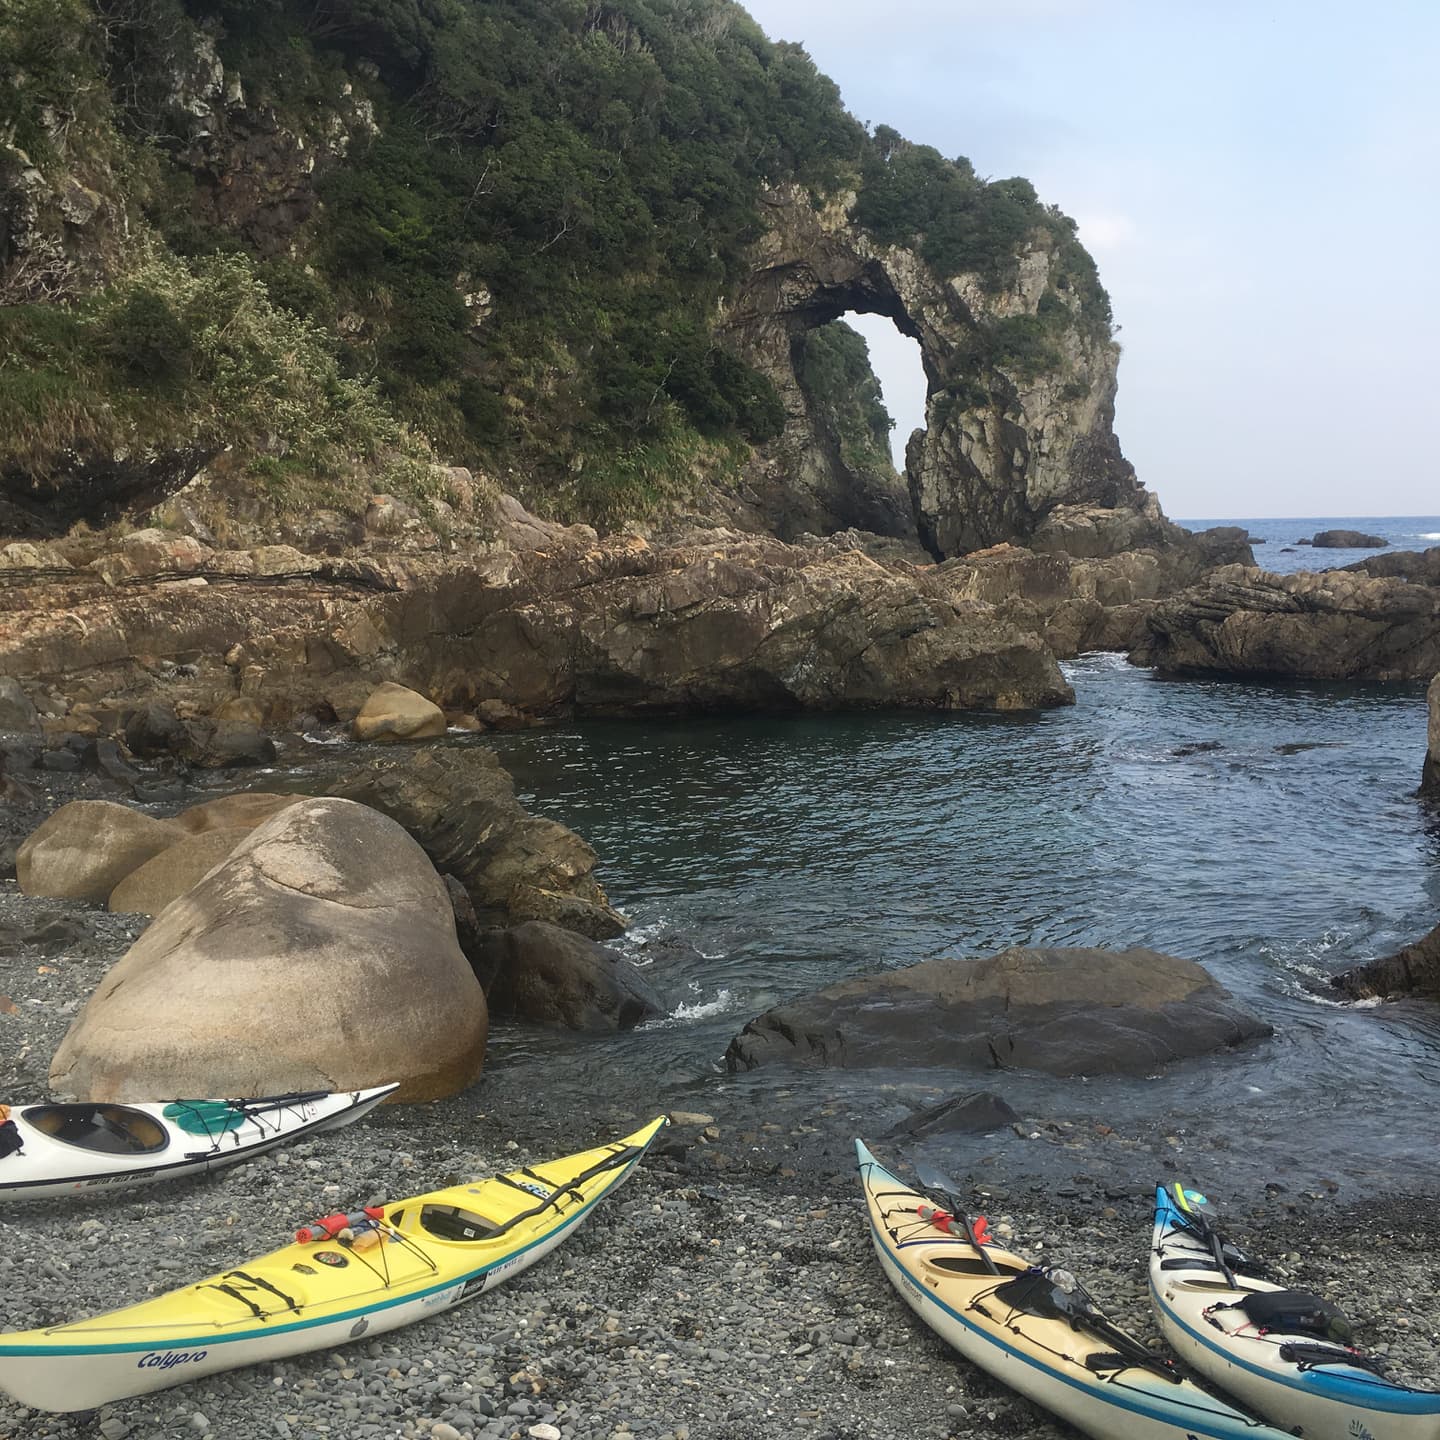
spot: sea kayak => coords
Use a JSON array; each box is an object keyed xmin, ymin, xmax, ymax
[
  {"xmin": 857, "ymin": 1141, "xmax": 1292, "ymax": 1440},
  {"xmin": 0, "ymin": 1085, "xmax": 399, "ymax": 1202},
  {"xmin": 0, "ymin": 1114, "xmax": 667, "ymax": 1412},
  {"xmin": 1151, "ymin": 1183, "xmax": 1440, "ymax": 1440}
]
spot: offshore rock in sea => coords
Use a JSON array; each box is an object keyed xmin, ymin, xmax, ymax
[
  {"xmin": 724, "ymin": 946, "xmax": 1271, "ymax": 1076},
  {"xmin": 50, "ymin": 797, "xmax": 487, "ymax": 1103},
  {"xmin": 1132, "ymin": 565, "xmax": 1440, "ymax": 680},
  {"xmin": 1308, "ymin": 529, "xmax": 1388, "ymax": 548}
]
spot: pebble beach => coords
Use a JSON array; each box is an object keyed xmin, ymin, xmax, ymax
[{"xmin": 3, "ymin": 893, "xmax": 1438, "ymax": 1440}]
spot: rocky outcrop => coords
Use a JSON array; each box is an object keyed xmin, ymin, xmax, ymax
[
  {"xmin": 1426, "ymin": 674, "xmax": 1440, "ymax": 800},
  {"xmin": 724, "ymin": 946, "xmax": 1272, "ymax": 1076},
  {"xmin": 17, "ymin": 801, "xmax": 184, "ymax": 903},
  {"xmin": 1134, "ymin": 567, "xmax": 1440, "ymax": 680},
  {"xmin": 933, "ymin": 525, "xmax": 1258, "ymax": 659},
  {"xmin": 1309, "ymin": 530, "xmax": 1387, "ymax": 549},
  {"xmin": 1331, "ymin": 923, "xmax": 1440, "ymax": 1000},
  {"xmin": 50, "ymin": 798, "xmax": 487, "ymax": 1103},
  {"xmin": 1346, "ymin": 547, "xmax": 1440, "ymax": 584},
  {"xmin": 475, "ymin": 922, "xmax": 661, "ymax": 1031},
  {"xmin": 351, "ymin": 682, "xmax": 446, "ymax": 743},
  {"xmin": 0, "ymin": 526, "xmax": 1074, "ymax": 725},
  {"xmin": 328, "ymin": 747, "xmax": 627, "ymax": 941},
  {"xmin": 725, "ymin": 186, "xmax": 1142, "ymax": 557}
]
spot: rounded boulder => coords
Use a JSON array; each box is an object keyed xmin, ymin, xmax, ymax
[
  {"xmin": 351, "ymin": 683, "xmax": 446, "ymax": 743},
  {"xmin": 17, "ymin": 801, "xmax": 186, "ymax": 904},
  {"xmin": 51, "ymin": 797, "xmax": 488, "ymax": 1102},
  {"xmin": 107, "ymin": 826, "xmax": 251, "ymax": 917}
]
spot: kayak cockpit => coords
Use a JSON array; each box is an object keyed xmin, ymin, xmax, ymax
[
  {"xmin": 386, "ymin": 1204, "xmax": 502, "ymax": 1242},
  {"xmin": 22, "ymin": 1105, "xmax": 169, "ymax": 1155}
]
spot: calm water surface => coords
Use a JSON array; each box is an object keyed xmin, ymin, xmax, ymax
[{"xmin": 478, "ymin": 656, "xmax": 1439, "ymax": 1193}]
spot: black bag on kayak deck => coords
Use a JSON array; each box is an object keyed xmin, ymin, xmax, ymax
[
  {"xmin": 0, "ymin": 1119, "xmax": 22, "ymax": 1159},
  {"xmin": 1235, "ymin": 1288, "xmax": 1353, "ymax": 1344}
]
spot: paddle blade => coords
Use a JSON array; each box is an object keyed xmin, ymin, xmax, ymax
[{"xmin": 914, "ymin": 1161, "xmax": 960, "ymax": 1202}]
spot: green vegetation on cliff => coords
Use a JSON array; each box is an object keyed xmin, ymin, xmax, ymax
[{"xmin": 0, "ymin": 0, "xmax": 1112, "ymax": 530}]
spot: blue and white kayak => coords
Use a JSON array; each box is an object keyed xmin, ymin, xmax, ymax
[
  {"xmin": 857, "ymin": 1141, "xmax": 1292, "ymax": 1440},
  {"xmin": 0, "ymin": 1086, "xmax": 398, "ymax": 1202},
  {"xmin": 1150, "ymin": 1183, "xmax": 1440, "ymax": 1440}
]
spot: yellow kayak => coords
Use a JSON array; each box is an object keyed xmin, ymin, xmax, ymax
[{"xmin": 0, "ymin": 1115, "xmax": 667, "ymax": 1412}]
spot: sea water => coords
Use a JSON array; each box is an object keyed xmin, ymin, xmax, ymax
[{"xmin": 474, "ymin": 519, "xmax": 1440, "ymax": 1193}]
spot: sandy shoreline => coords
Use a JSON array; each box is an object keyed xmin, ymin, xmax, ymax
[{"xmin": 3, "ymin": 890, "xmax": 1437, "ymax": 1440}]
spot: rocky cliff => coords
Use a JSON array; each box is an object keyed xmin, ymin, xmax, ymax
[{"xmin": 1, "ymin": 0, "xmax": 1140, "ymax": 555}]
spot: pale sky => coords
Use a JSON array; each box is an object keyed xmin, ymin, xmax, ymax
[{"xmin": 741, "ymin": 0, "xmax": 1440, "ymax": 519}]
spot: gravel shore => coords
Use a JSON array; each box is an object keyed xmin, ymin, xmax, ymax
[{"xmin": 3, "ymin": 881, "xmax": 1439, "ymax": 1440}]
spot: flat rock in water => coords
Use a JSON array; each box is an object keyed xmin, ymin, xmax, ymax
[{"xmin": 725, "ymin": 946, "xmax": 1272, "ymax": 1076}]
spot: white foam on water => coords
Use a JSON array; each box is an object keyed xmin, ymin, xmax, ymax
[
  {"xmin": 1418, "ymin": 532, "xmax": 1440, "ymax": 540},
  {"xmin": 642, "ymin": 987, "xmax": 740, "ymax": 1029},
  {"xmin": 302, "ymin": 731, "xmax": 345, "ymax": 746}
]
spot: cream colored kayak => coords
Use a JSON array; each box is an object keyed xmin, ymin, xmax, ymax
[
  {"xmin": 857, "ymin": 1141, "xmax": 1292, "ymax": 1440},
  {"xmin": 0, "ymin": 1086, "xmax": 398, "ymax": 1202},
  {"xmin": 0, "ymin": 1116, "xmax": 667, "ymax": 1412},
  {"xmin": 1151, "ymin": 1183, "xmax": 1440, "ymax": 1440}
]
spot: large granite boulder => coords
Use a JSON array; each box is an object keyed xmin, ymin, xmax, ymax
[
  {"xmin": 1134, "ymin": 566, "xmax": 1440, "ymax": 680},
  {"xmin": 351, "ymin": 682, "xmax": 446, "ymax": 742},
  {"xmin": 1331, "ymin": 923, "xmax": 1440, "ymax": 1000},
  {"xmin": 50, "ymin": 797, "xmax": 487, "ymax": 1103},
  {"xmin": 17, "ymin": 801, "xmax": 185, "ymax": 903},
  {"xmin": 475, "ymin": 922, "xmax": 661, "ymax": 1031},
  {"xmin": 725, "ymin": 946, "xmax": 1271, "ymax": 1076},
  {"xmin": 107, "ymin": 826, "xmax": 251, "ymax": 917},
  {"xmin": 175, "ymin": 792, "xmax": 304, "ymax": 834},
  {"xmin": 329, "ymin": 746, "xmax": 626, "ymax": 939},
  {"xmin": 1425, "ymin": 674, "xmax": 1440, "ymax": 800}
]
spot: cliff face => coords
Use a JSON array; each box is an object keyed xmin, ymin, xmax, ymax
[
  {"xmin": 724, "ymin": 184, "xmax": 1140, "ymax": 556},
  {"xmin": 1, "ymin": 0, "xmax": 1138, "ymax": 555}
]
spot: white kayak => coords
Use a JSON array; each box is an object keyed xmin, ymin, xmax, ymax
[
  {"xmin": 0, "ymin": 1086, "xmax": 398, "ymax": 1202},
  {"xmin": 1151, "ymin": 1183, "xmax": 1440, "ymax": 1440},
  {"xmin": 857, "ymin": 1141, "xmax": 1293, "ymax": 1440}
]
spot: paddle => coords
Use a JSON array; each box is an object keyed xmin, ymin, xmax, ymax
[
  {"xmin": 914, "ymin": 1161, "xmax": 1000, "ymax": 1275},
  {"xmin": 1171, "ymin": 1184, "xmax": 1236, "ymax": 1286}
]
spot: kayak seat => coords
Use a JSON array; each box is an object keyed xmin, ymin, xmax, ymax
[
  {"xmin": 418, "ymin": 1204, "xmax": 501, "ymax": 1242},
  {"xmin": 924, "ymin": 1255, "xmax": 1025, "ymax": 1278},
  {"xmin": 23, "ymin": 1104, "xmax": 169, "ymax": 1155}
]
